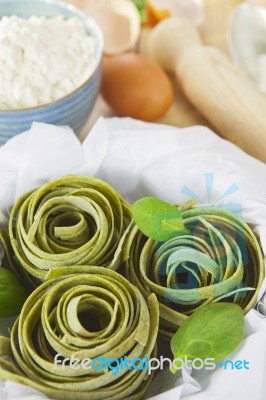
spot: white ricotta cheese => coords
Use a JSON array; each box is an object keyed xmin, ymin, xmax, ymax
[{"xmin": 0, "ymin": 15, "xmax": 97, "ymax": 110}]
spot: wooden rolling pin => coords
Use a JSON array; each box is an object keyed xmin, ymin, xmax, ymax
[{"xmin": 148, "ymin": 17, "xmax": 266, "ymax": 163}]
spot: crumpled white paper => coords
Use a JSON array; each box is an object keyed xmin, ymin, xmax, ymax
[{"xmin": 0, "ymin": 118, "xmax": 266, "ymax": 400}]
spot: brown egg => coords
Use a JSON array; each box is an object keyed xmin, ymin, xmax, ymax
[{"xmin": 101, "ymin": 52, "xmax": 174, "ymax": 121}]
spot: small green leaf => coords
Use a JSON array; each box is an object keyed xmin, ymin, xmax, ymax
[
  {"xmin": 170, "ymin": 303, "xmax": 245, "ymax": 373},
  {"xmin": 132, "ymin": 197, "xmax": 189, "ymax": 242},
  {"xmin": 130, "ymin": 0, "xmax": 147, "ymax": 23},
  {"xmin": 0, "ymin": 267, "xmax": 28, "ymax": 317}
]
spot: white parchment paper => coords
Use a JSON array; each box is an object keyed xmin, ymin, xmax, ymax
[{"xmin": 0, "ymin": 118, "xmax": 266, "ymax": 400}]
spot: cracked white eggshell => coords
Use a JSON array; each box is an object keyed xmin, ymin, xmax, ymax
[{"xmin": 228, "ymin": 2, "xmax": 266, "ymax": 93}]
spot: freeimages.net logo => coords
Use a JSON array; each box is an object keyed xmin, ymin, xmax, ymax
[
  {"xmin": 155, "ymin": 172, "xmax": 250, "ymax": 303},
  {"xmin": 181, "ymin": 172, "xmax": 242, "ymax": 217},
  {"xmin": 53, "ymin": 355, "xmax": 250, "ymax": 375}
]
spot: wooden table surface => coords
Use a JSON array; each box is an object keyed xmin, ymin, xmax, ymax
[{"xmin": 62, "ymin": 0, "xmax": 265, "ymax": 140}]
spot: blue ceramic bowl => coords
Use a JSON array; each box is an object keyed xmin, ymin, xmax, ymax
[{"xmin": 0, "ymin": 0, "xmax": 103, "ymax": 145}]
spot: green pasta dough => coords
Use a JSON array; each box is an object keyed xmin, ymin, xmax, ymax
[
  {"xmin": 0, "ymin": 267, "xmax": 159, "ymax": 400},
  {"xmin": 125, "ymin": 206, "xmax": 265, "ymax": 339},
  {"xmin": 8, "ymin": 175, "xmax": 132, "ymax": 286}
]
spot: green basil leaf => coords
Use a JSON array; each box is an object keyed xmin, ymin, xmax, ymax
[
  {"xmin": 132, "ymin": 197, "xmax": 188, "ymax": 242},
  {"xmin": 170, "ymin": 303, "xmax": 245, "ymax": 373},
  {"xmin": 131, "ymin": 0, "xmax": 147, "ymax": 23},
  {"xmin": 0, "ymin": 267, "xmax": 28, "ymax": 317}
]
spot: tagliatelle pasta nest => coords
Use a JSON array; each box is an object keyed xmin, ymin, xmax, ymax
[
  {"xmin": 0, "ymin": 267, "xmax": 159, "ymax": 400},
  {"xmin": 8, "ymin": 175, "xmax": 132, "ymax": 286},
  {"xmin": 1, "ymin": 172, "xmax": 265, "ymax": 398},
  {"xmin": 124, "ymin": 207, "xmax": 265, "ymax": 339}
]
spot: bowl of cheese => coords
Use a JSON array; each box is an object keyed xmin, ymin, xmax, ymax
[{"xmin": 0, "ymin": 0, "xmax": 103, "ymax": 145}]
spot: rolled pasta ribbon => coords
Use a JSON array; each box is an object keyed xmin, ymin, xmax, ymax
[
  {"xmin": 9, "ymin": 175, "xmax": 132, "ymax": 286},
  {"xmin": 0, "ymin": 266, "xmax": 159, "ymax": 400},
  {"xmin": 125, "ymin": 207, "xmax": 265, "ymax": 339}
]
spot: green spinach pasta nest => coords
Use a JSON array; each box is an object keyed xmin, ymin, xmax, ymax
[
  {"xmin": 124, "ymin": 207, "xmax": 265, "ymax": 340},
  {"xmin": 0, "ymin": 267, "xmax": 159, "ymax": 400},
  {"xmin": 9, "ymin": 175, "xmax": 132, "ymax": 286}
]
